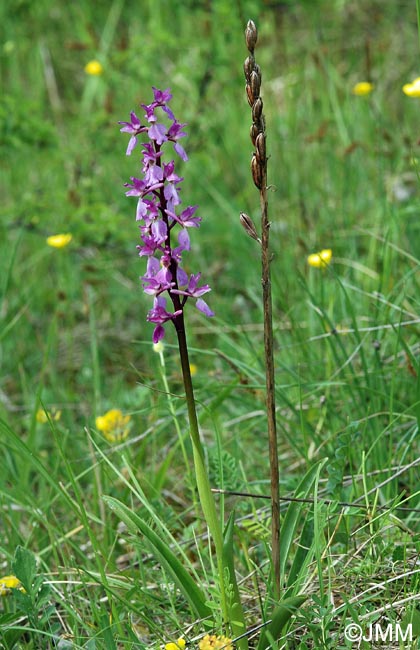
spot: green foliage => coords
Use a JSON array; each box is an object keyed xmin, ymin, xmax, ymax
[
  {"xmin": 281, "ymin": 462, "xmax": 326, "ymax": 592},
  {"xmin": 222, "ymin": 513, "xmax": 247, "ymax": 648},
  {"xmin": 1, "ymin": 0, "xmax": 420, "ymax": 648},
  {"xmin": 1, "ymin": 546, "xmax": 57, "ymax": 648},
  {"xmin": 103, "ymin": 496, "xmax": 212, "ymax": 622},
  {"xmin": 257, "ymin": 595, "xmax": 308, "ymax": 650}
]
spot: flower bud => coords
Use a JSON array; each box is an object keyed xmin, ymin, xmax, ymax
[
  {"xmin": 251, "ymin": 154, "xmax": 263, "ymax": 189},
  {"xmin": 255, "ymin": 132, "xmax": 266, "ymax": 162},
  {"xmin": 245, "ymin": 20, "xmax": 258, "ymax": 53},
  {"xmin": 240, "ymin": 212, "xmax": 260, "ymax": 243}
]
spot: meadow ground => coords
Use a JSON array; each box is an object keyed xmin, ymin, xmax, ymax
[{"xmin": 1, "ymin": 1, "xmax": 420, "ymax": 648}]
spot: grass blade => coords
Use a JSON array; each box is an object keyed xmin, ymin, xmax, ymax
[{"xmin": 103, "ymin": 495, "xmax": 212, "ymax": 622}]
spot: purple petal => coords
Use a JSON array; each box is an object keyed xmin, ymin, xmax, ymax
[
  {"xmin": 126, "ymin": 135, "xmax": 138, "ymax": 155},
  {"xmin": 196, "ymin": 298, "xmax": 214, "ymax": 317},
  {"xmin": 148, "ymin": 123, "xmax": 168, "ymax": 145},
  {"xmin": 178, "ymin": 229, "xmax": 190, "ymax": 251},
  {"xmin": 162, "ymin": 105, "xmax": 175, "ymax": 120},
  {"xmin": 153, "ymin": 87, "xmax": 172, "ymax": 104},
  {"xmin": 174, "ymin": 142, "xmax": 188, "ymax": 161},
  {"xmin": 151, "ymin": 220, "xmax": 167, "ymax": 244},
  {"xmin": 136, "ymin": 198, "xmax": 148, "ymax": 220},
  {"xmin": 145, "ymin": 256, "xmax": 160, "ymax": 276},
  {"xmin": 177, "ymin": 267, "xmax": 188, "ymax": 286},
  {"xmin": 153, "ymin": 324, "xmax": 165, "ymax": 343}
]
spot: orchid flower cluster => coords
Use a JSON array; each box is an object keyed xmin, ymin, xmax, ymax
[{"xmin": 119, "ymin": 87, "xmax": 214, "ymax": 343}]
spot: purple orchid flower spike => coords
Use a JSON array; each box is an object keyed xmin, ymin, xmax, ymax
[{"xmin": 120, "ymin": 88, "xmax": 214, "ymax": 341}]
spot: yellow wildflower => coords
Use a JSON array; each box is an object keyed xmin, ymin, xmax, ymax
[
  {"xmin": 84, "ymin": 60, "xmax": 103, "ymax": 76},
  {"xmin": 95, "ymin": 409, "xmax": 131, "ymax": 443},
  {"xmin": 36, "ymin": 408, "xmax": 62, "ymax": 424},
  {"xmin": 189, "ymin": 363, "xmax": 197, "ymax": 377},
  {"xmin": 0, "ymin": 575, "xmax": 24, "ymax": 596},
  {"xmin": 307, "ymin": 248, "xmax": 332, "ymax": 268},
  {"xmin": 46, "ymin": 234, "xmax": 72, "ymax": 249},
  {"xmin": 165, "ymin": 639, "xmax": 186, "ymax": 650},
  {"xmin": 352, "ymin": 81, "xmax": 374, "ymax": 96},
  {"xmin": 198, "ymin": 635, "xmax": 233, "ymax": 650},
  {"xmin": 402, "ymin": 77, "xmax": 420, "ymax": 97}
]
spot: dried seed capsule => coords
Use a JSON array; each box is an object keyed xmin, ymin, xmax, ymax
[
  {"xmin": 250, "ymin": 70, "xmax": 261, "ymax": 101},
  {"xmin": 256, "ymin": 132, "xmax": 266, "ymax": 162},
  {"xmin": 250, "ymin": 123, "xmax": 259, "ymax": 146},
  {"xmin": 243, "ymin": 56, "xmax": 254, "ymax": 82},
  {"xmin": 240, "ymin": 212, "xmax": 261, "ymax": 243},
  {"xmin": 245, "ymin": 20, "xmax": 258, "ymax": 53},
  {"xmin": 246, "ymin": 83, "xmax": 254, "ymax": 107},
  {"xmin": 252, "ymin": 97, "xmax": 263, "ymax": 122},
  {"xmin": 251, "ymin": 153, "xmax": 263, "ymax": 189}
]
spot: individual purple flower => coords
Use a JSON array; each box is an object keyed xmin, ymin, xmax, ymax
[
  {"xmin": 142, "ymin": 258, "xmax": 175, "ymax": 296},
  {"xmin": 118, "ymin": 111, "xmax": 147, "ymax": 155},
  {"xmin": 152, "ymin": 87, "xmax": 173, "ymax": 104},
  {"xmin": 136, "ymin": 236, "xmax": 158, "ymax": 257},
  {"xmin": 120, "ymin": 87, "xmax": 214, "ymax": 342},
  {"xmin": 166, "ymin": 205, "xmax": 201, "ymax": 228},
  {"xmin": 142, "ymin": 143, "xmax": 164, "ymax": 167},
  {"xmin": 124, "ymin": 176, "xmax": 147, "ymax": 197},
  {"xmin": 147, "ymin": 296, "xmax": 182, "ymax": 343},
  {"xmin": 171, "ymin": 273, "xmax": 215, "ymax": 317},
  {"xmin": 167, "ymin": 121, "xmax": 188, "ymax": 161},
  {"xmin": 171, "ymin": 229, "xmax": 191, "ymax": 263},
  {"xmin": 148, "ymin": 122, "xmax": 168, "ymax": 145},
  {"xmin": 164, "ymin": 177, "xmax": 182, "ymax": 208},
  {"xmin": 151, "ymin": 220, "xmax": 167, "ymax": 246}
]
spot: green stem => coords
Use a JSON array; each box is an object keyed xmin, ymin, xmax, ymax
[
  {"xmin": 417, "ymin": 0, "xmax": 420, "ymax": 54},
  {"xmin": 173, "ymin": 311, "xmax": 228, "ymax": 624}
]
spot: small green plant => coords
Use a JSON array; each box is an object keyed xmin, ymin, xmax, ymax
[{"xmin": 0, "ymin": 546, "xmax": 57, "ymax": 649}]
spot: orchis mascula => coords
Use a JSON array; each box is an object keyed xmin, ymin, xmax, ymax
[{"xmin": 120, "ymin": 87, "xmax": 214, "ymax": 343}]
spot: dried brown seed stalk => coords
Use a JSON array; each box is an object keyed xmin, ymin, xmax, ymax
[{"xmin": 242, "ymin": 19, "xmax": 280, "ymax": 600}]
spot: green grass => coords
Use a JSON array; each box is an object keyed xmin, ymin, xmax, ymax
[{"xmin": 2, "ymin": 0, "xmax": 420, "ymax": 648}]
